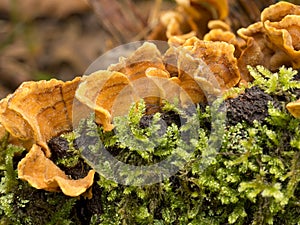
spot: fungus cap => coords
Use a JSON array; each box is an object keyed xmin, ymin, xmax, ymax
[
  {"xmin": 286, "ymin": 99, "xmax": 300, "ymax": 118},
  {"xmin": 18, "ymin": 144, "xmax": 95, "ymax": 197},
  {"xmin": 0, "ymin": 77, "xmax": 80, "ymax": 157}
]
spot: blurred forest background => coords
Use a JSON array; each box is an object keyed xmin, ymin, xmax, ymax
[{"xmin": 0, "ymin": 0, "xmax": 299, "ymax": 99}]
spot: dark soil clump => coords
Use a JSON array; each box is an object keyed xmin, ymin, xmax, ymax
[
  {"xmin": 48, "ymin": 136, "xmax": 91, "ymax": 179},
  {"xmin": 48, "ymin": 136, "xmax": 102, "ymax": 224},
  {"xmin": 74, "ymin": 180, "xmax": 102, "ymax": 224},
  {"xmin": 225, "ymin": 86, "xmax": 274, "ymax": 125},
  {"xmin": 139, "ymin": 110, "xmax": 181, "ymax": 132}
]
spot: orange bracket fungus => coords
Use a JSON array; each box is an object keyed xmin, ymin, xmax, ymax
[
  {"xmin": 1, "ymin": 1, "xmax": 300, "ymax": 199},
  {"xmin": 237, "ymin": 1, "xmax": 300, "ymax": 81},
  {"xmin": 286, "ymin": 99, "xmax": 300, "ymax": 118},
  {"xmin": 108, "ymin": 42, "xmax": 172, "ymax": 113},
  {"xmin": 0, "ymin": 77, "xmax": 98, "ymax": 197},
  {"xmin": 204, "ymin": 20, "xmax": 244, "ymax": 58},
  {"xmin": 148, "ymin": 0, "xmax": 229, "ymax": 41},
  {"xmin": 262, "ymin": 2, "xmax": 300, "ymax": 68},
  {"xmin": 18, "ymin": 144, "xmax": 95, "ymax": 197},
  {"xmin": 260, "ymin": 1, "xmax": 300, "ymax": 23},
  {"xmin": 182, "ymin": 37, "xmax": 240, "ymax": 90},
  {"xmin": 108, "ymin": 42, "xmax": 168, "ymax": 81},
  {"xmin": 0, "ymin": 78, "xmax": 80, "ymax": 157},
  {"xmin": 76, "ymin": 41, "xmax": 214, "ymax": 132},
  {"xmin": 163, "ymin": 37, "xmax": 238, "ymax": 104},
  {"xmin": 75, "ymin": 70, "xmax": 132, "ymax": 131},
  {"xmin": 237, "ymin": 22, "xmax": 271, "ymax": 81},
  {"xmin": 177, "ymin": 50, "xmax": 221, "ymax": 104},
  {"xmin": 160, "ymin": 11, "xmax": 197, "ymax": 41}
]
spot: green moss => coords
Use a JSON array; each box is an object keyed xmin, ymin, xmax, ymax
[
  {"xmin": 56, "ymin": 132, "xmax": 81, "ymax": 168},
  {"xmin": 85, "ymin": 66, "xmax": 300, "ymax": 224},
  {"xmin": 248, "ymin": 65, "xmax": 300, "ymax": 99},
  {"xmin": 0, "ymin": 66, "xmax": 300, "ymax": 224},
  {"xmin": 0, "ymin": 133, "xmax": 78, "ymax": 224}
]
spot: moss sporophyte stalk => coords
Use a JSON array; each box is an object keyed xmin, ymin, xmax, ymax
[{"xmin": 0, "ymin": 66, "xmax": 299, "ymax": 224}]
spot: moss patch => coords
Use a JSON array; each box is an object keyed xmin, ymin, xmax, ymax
[{"xmin": 0, "ymin": 66, "xmax": 300, "ymax": 224}]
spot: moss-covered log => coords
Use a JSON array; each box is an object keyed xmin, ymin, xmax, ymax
[{"xmin": 1, "ymin": 66, "xmax": 300, "ymax": 224}]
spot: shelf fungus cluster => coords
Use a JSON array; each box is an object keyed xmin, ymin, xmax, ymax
[
  {"xmin": 149, "ymin": 1, "xmax": 300, "ymax": 82},
  {"xmin": 1, "ymin": 1, "xmax": 300, "ymax": 197},
  {"xmin": 0, "ymin": 78, "xmax": 95, "ymax": 197},
  {"xmin": 237, "ymin": 1, "xmax": 300, "ymax": 81},
  {"xmin": 148, "ymin": 0, "xmax": 229, "ymax": 41},
  {"xmin": 76, "ymin": 40, "xmax": 239, "ymax": 131},
  {"xmin": 0, "ymin": 40, "xmax": 241, "ymax": 196}
]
